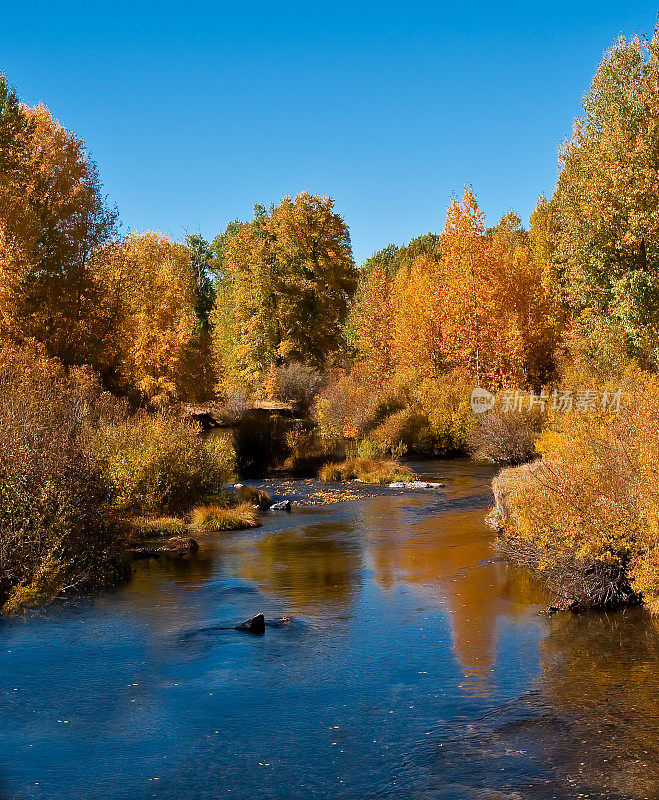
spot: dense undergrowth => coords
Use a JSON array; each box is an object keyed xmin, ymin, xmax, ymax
[
  {"xmin": 490, "ymin": 372, "xmax": 659, "ymax": 612},
  {"xmin": 0, "ymin": 342, "xmax": 238, "ymax": 613}
]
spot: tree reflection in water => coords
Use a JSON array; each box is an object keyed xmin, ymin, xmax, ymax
[
  {"xmin": 539, "ymin": 609, "xmax": 659, "ymax": 798},
  {"xmin": 365, "ymin": 494, "xmax": 548, "ymax": 697},
  {"xmin": 236, "ymin": 520, "xmax": 362, "ymax": 620}
]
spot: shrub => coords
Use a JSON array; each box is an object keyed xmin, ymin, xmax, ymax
[
  {"xmin": 491, "ymin": 375, "xmax": 659, "ymax": 611},
  {"xmin": 372, "ymin": 407, "xmax": 433, "ymax": 455},
  {"xmin": 190, "ymin": 502, "xmax": 260, "ymax": 531},
  {"xmin": 356, "ymin": 436, "xmax": 389, "ymax": 459},
  {"xmin": 272, "ymin": 362, "xmax": 323, "ymax": 414},
  {"xmin": 85, "ymin": 411, "xmax": 235, "ymax": 512},
  {"xmin": 468, "ymin": 408, "xmax": 545, "ymax": 464},
  {"xmin": 218, "ymin": 386, "xmax": 251, "ymax": 424},
  {"xmin": 313, "ymin": 369, "xmax": 384, "ymax": 441},
  {"xmin": 415, "ymin": 375, "xmax": 476, "ymax": 455},
  {"xmin": 0, "ymin": 342, "xmax": 123, "ymax": 612}
]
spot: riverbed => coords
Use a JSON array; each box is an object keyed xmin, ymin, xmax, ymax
[{"xmin": 0, "ymin": 459, "xmax": 657, "ymax": 799}]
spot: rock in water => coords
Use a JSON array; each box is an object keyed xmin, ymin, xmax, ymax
[
  {"xmin": 234, "ymin": 613, "xmax": 266, "ymax": 634},
  {"xmin": 269, "ymin": 500, "xmax": 292, "ymax": 512},
  {"xmin": 159, "ymin": 536, "xmax": 199, "ymax": 556}
]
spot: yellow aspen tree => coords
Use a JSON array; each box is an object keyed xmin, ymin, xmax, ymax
[{"xmin": 119, "ymin": 232, "xmax": 196, "ymax": 407}]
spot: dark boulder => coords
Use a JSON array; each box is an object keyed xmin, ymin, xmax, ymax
[
  {"xmin": 159, "ymin": 536, "xmax": 199, "ymax": 557},
  {"xmin": 234, "ymin": 613, "xmax": 266, "ymax": 634},
  {"xmin": 234, "ymin": 484, "xmax": 272, "ymax": 510}
]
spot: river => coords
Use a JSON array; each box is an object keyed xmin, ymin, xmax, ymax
[{"xmin": 0, "ymin": 459, "xmax": 657, "ymax": 799}]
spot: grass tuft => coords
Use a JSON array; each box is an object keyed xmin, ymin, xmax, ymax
[
  {"xmin": 126, "ymin": 516, "xmax": 187, "ymax": 537},
  {"xmin": 190, "ymin": 502, "xmax": 261, "ymax": 531},
  {"xmin": 319, "ymin": 457, "xmax": 413, "ymax": 485}
]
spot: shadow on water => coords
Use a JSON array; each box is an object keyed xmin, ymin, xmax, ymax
[{"xmin": 0, "ymin": 458, "xmax": 657, "ymax": 799}]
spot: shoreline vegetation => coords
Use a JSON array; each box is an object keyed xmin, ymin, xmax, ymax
[{"xmin": 3, "ymin": 29, "xmax": 659, "ymax": 613}]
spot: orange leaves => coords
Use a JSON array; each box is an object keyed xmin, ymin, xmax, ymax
[
  {"xmin": 0, "ymin": 102, "xmax": 117, "ymax": 365},
  {"xmin": 390, "ymin": 255, "xmax": 445, "ymax": 380},
  {"xmin": 352, "ymin": 263, "xmax": 394, "ymax": 379},
  {"xmin": 354, "ymin": 188, "xmax": 557, "ymax": 391}
]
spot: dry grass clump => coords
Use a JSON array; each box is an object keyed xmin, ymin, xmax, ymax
[
  {"xmin": 491, "ymin": 375, "xmax": 659, "ymax": 611},
  {"xmin": 319, "ymin": 457, "xmax": 413, "ymax": 485},
  {"xmin": 126, "ymin": 516, "xmax": 187, "ymax": 537},
  {"xmin": 190, "ymin": 502, "xmax": 260, "ymax": 531}
]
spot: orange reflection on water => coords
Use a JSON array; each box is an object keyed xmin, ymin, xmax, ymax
[{"xmin": 365, "ymin": 495, "xmax": 547, "ymax": 695}]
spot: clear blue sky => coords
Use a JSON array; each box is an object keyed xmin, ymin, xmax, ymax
[{"xmin": 3, "ymin": 2, "xmax": 657, "ymax": 264}]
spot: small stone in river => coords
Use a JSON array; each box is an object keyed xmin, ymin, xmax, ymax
[
  {"xmin": 269, "ymin": 500, "xmax": 292, "ymax": 512},
  {"xmin": 234, "ymin": 613, "xmax": 266, "ymax": 634}
]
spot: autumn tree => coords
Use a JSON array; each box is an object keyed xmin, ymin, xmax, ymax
[
  {"xmin": 390, "ymin": 255, "xmax": 446, "ymax": 380},
  {"xmin": 112, "ymin": 232, "xmax": 197, "ymax": 407},
  {"xmin": 437, "ymin": 188, "xmax": 489, "ymax": 382},
  {"xmin": 550, "ymin": 32, "xmax": 659, "ymax": 368},
  {"xmin": 360, "ymin": 233, "xmax": 442, "ymax": 278},
  {"xmin": 0, "ymin": 99, "xmax": 118, "ymax": 366},
  {"xmin": 352, "ymin": 190, "xmax": 557, "ymax": 390},
  {"xmin": 0, "ymin": 73, "xmax": 22, "ymax": 174},
  {"xmin": 184, "ymin": 233, "xmax": 216, "ymax": 330},
  {"xmin": 349, "ymin": 263, "xmax": 395, "ymax": 379},
  {"xmin": 211, "ymin": 192, "xmax": 357, "ymax": 395}
]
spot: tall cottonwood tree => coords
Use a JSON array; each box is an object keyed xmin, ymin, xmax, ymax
[
  {"xmin": 212, "ymin": 192, "xmax": 357, "ymax": 394},
  {"xmin": 0, "ymin": 100, "xmax": 118, "ymax": 366},
  {"xmin": 115, "ymin": 232, "xmax": 197, "ymax": 407}
]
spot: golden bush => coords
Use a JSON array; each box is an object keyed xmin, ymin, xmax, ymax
[
  {"xmin": 85, "ymin": 411, "xmax": 235, "ymax": 513},
  {"xmin": 494, "ymin": 374, "xmax": 659, "ymax": 611}
]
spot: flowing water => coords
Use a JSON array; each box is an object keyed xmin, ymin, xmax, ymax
[{"xmin": 0, "ymin": 459, "xmax": 657, "ymax": 800}]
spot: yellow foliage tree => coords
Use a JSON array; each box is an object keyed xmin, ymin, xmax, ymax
[
  {"xmin": 351, "ymin": 263, "xmax": 395, "ymax": 380},
  {"xmin": 113, "ymin": 232, "xmax": 196, "ymax": 407},
  {"xmin": 212, "ymin": 192, "xmax": 356, "ymax": 396},
  {"xmin": 0, "ymin": 102, "xmax": 117, "ymax": 366},
  {"xmin": 493, "ymin": 371, "xmax": 659, "ymax": 611},
  {"xmin": 390, "ymin": 256, "xmax": 445, "ymax": 380},
  {"xmin": 355, "ymin": 189, "xmax": 557, "ymax": 391}
]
